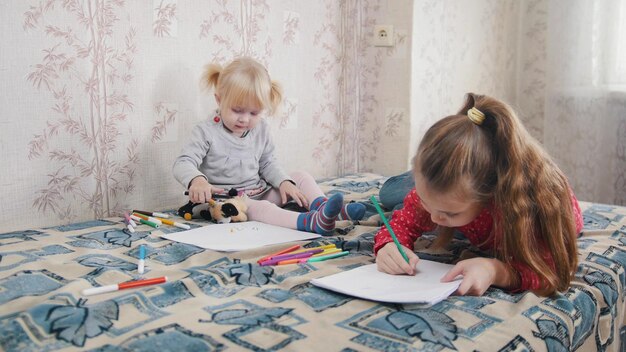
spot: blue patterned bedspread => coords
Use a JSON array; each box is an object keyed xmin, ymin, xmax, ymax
[{"xmin": 1, "ymin": 173, "xmax": 625, "ymax": 351}]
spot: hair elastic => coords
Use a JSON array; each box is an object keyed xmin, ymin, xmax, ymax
[{"xmin": 467, "ymin": 107, "xmax": 486, "ymax": 125}]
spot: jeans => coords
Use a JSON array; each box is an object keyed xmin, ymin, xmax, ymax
[{"xmin": 379, "ymin": 171, "xmax": 415, "ymax": 210}]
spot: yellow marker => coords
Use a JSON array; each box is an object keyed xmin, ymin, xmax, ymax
[
  {"xmin": 155, "ymin": 217, "xmax": 191, "ymax": 230},
  {"xmin": 289, "ymin": 244, "xmax": 336, "ymax": 254},
  {"xmin": 312, "ymin": 248, "xmax": 342, "ymax": 257}
]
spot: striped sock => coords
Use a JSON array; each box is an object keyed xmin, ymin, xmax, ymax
[
  {"xmin": 310, "ymin": 196, "xmax": 327, "ymax": 211},
  {"xmin": 297, "ymin": 193, "xmax": 343, "ymax": 234},
  {"xmin": 310, "ymin": 196, "xmax": 366, "ymax": 221},
  {"xmin": 338, "ymin": 202, "xmax": 366, "ymax": 221}
]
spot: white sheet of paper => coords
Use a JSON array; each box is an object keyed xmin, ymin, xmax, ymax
[
  {"xmin": 160, "ymin": 221, "xmax": 321, "ymax": 251},
  {"xmin": 310, "ymin": 260, "xmax": 461, "ymax": 304}
]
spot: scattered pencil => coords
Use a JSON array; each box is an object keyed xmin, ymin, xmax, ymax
[
  {"xmin": 132, "ymin": 213, "xmax": 162, "ymax": 225},
  {"xmin": 82, "ymin": 276, "xmax": 167, "ymax": 296},
  {"xmin": 123, "ymin": 212, "xmax": 137, "ymax": 227},
  {"xmin": 157, "ymin": 217, "xmax": 191, "ymax": 230},
  {"xmin": 137, "ymin": 244, "xmax": 145, "ymax": 274},
  {"xmin": 133, "ymin": 210, "xmax": 170, "ymax": 219},
  {"xmin": 257, "ymin": 244, "xmax": 300, "ymax": 264},
  {"xmin": 257, "ymin": 243, "xmax": 345, "ymax": 266},
  {"xmin": 130, "ymin": 215, "xmax": 159, "ymax": 228},
  {"xmin": 306, "ymin": 251, "xmax": 349, "ymax": 263},
  {"xmin": 259, "ymin": 250, "xmax": 323, "ymax": 266}
]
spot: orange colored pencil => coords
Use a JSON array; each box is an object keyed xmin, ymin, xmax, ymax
[{"xmin": 276, "ymin": 258, "xmax": 302, "ymax": 265}]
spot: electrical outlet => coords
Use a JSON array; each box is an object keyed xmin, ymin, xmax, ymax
[{"xmin": 373, "ymin": 24, "xmax": 394, "ymax": 47}]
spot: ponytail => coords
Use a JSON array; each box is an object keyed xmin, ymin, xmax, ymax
[
  {"xmin": 202, "ymin": 63, "xmax": 222, "ymax": 91},
  {"xmin": 466, "ymin": 93, "xmax": 578, "ymax": 296},
  {"xmin": 269, "ymin": 80, "xmax": 283, "ymax": 115}
]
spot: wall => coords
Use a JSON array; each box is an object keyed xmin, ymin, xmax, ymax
[{"xmin": 410, "ymin": 0, "xmax": 520, "ymax": 159}]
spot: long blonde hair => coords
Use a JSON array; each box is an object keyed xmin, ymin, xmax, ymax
[
  {"xmin": 202, "ymin": 56, "xmax": 283, "ymax": 114},
  {"xmin": 415, "ymin": 93, "xmax": 578, "ymax": 296}
]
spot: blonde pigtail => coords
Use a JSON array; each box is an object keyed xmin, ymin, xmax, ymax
[
  {"xmin": 269, "ymin": 80, "xmax": 283, "ymax": 114},
  {"xmin": 201, "ymin": 63, "xmax": 222, "ymax": 91}
]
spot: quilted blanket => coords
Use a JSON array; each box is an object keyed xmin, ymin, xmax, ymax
[{"xmin": 1, "ymin": 173, "xmax": 625, "ymax": 351}]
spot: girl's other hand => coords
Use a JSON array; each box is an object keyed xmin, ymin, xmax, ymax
[
  {"xmin": 376, "ymin": 242, "xmax": 420, "ymax": 275},
  {"xmin": 188, "ymin": 176, "xmax": 224, "ymax": 204},
  {"xmin": 440, "ymin": 257, "xmax": 498, "ymax": 296},
  {"xmin": 279, "ymin": 180, "xmax": 308, "ymax": 208}
]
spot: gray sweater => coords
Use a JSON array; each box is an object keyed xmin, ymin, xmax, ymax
[{"xmin": 173, "ymin": 117, "xmax": 290, "ymax": 192}]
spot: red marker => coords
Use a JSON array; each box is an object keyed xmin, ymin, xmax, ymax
[{"xmin": 82, "ymin": 276, "xmax": 168, "ymax": 296}]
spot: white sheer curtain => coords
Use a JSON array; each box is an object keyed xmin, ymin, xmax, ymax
[{"xmin": 542, "ymin": 0, "xmax": 626, "ymax": 205}]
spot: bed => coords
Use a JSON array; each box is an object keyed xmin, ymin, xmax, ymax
[{"xmin": 1, "ymin": 173, "xmax": 624, "ymax": 351}]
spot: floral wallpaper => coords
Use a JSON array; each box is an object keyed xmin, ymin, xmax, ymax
[
  {"xmin": 409, "ymin": 0, "xmax": 519, "ymax": 156},
  {"xmin": 23, "ymin": 0, "xmax": 140, "ymax": 223}
]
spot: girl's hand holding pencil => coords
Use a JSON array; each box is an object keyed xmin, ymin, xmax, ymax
[
  {"xmin": 375, "ymin": 242, "xmax": 420, "ymax": 276},
  {"xmin": 370, "ymin": 195, "xmax": 420, "ymax": 275}
]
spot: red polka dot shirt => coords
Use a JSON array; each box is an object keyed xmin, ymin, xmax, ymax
[{"xmin": 374, "ymin": 188, "xmax": 584, "ymax": 292}]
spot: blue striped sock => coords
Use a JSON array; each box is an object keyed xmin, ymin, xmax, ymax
[
  {"xmin": 338, "ymin": 202, "xmax": 366, "ymax": 221},
  {"xmin": 297, "ymin": 193, "xmax": 343, "ymax": 234},
  {"xmin": 311, "ymin": 196, "xmax": 365, "ymax": 221},
  {"xmin": 310, "ymin": 196, "xmax": 327, "ymax": 211}
]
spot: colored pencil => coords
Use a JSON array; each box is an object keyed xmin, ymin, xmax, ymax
[
  {"xmin": 288, "ymin": 244, "xmax": 336, "ymax": 254},
  {"xmin": 268, "ymin": 248, "xmax": 323, "ymax": 261},
  {"xmin": 138, "ymin": 218, "xmax": 159, "ymax": 228},
  {"xmin": 156, "ymin": 217, "xmax": 191, "ymax": 230},
  {"xmin": 137, "ymin": 245, "xmax": 145, "ymax": 274},
  {"xmin": 259, "ymin": 251, "xmax": 319, "ymax": 266},
  {"xmin": 82, "ymin": 276, "xmax": 167, "ymax": 296},
  {"xmin": 311, "ymin": 248, "xmax": 342, "ymax": 257},
  {"xmin": 257, "ymin": 244, "xmax": 300, "ymax": 264},
  {"xmin": 306, "ymin": 251, "xmax": 350, "ymax": 263},
  {"xmin": 276, "ymin": 258, "xmax": 304, "ymax": 265},
  {"xmin": 132, "ymin": 213, "xmax": 162, "ymax": 225},
  {"xmin": 123, "ymin": 212, "xmax": 137, "ymax": 227},
  {"xmin": 133, "ymin": 210, "xmax": 170, "ymax": 218}
]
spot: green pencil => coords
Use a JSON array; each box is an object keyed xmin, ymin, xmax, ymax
[
  {"xmin": 138, "ymin": 218, "xmax": 159, "ymax": 228},
  {"xmin": 370, "ymin": 195, "xmax": 409, "ymax": 263},
  {"xmin": 307, "ymin": 251, "xmax": 349, "ymax": 262}
]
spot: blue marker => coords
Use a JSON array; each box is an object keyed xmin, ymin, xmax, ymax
[{"xmin": 138, "ymin": 245, "xmax": 146, "ymax": 274}]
